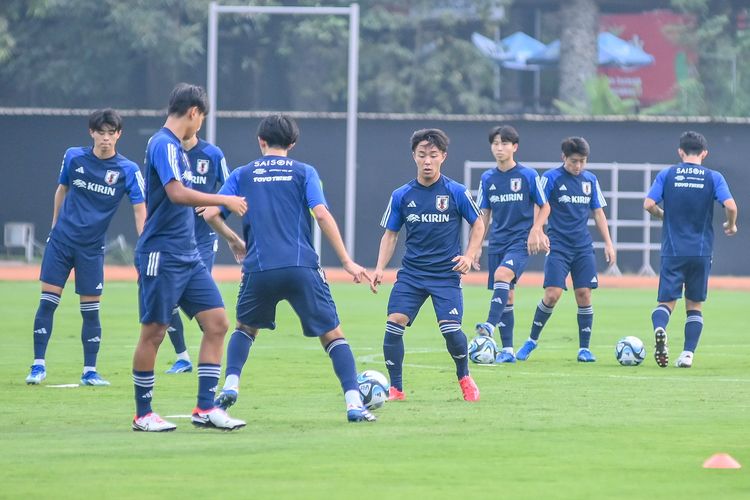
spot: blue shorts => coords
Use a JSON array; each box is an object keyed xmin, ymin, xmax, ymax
[
  {"xmin": 658, "ymin": 256, "xmax": 711, "ymax": 303},
  {"xmin": 236, "ymin": 267, "xmax": 340, "ymax": 337},
  {"xmin": 135, "ymin": 251, "xmax": 224, "ymax": 325},
  {"xmin": 40, "ymin": 237, "xmax": 104, "ymax": 296},
  {"xmin": 486, "ymin": 249, "xmax": 529, "ymax": 290},
  {"xmin": 197, "ymin": 238, "xmax": 218, "ymax": 273},
  {"xmin": 387, "ymin": 271, "xmax": 463, "ymax": 326},
  {"xmin": 543, "ymin": 245, "xmax": 598, "ymax": 290}
]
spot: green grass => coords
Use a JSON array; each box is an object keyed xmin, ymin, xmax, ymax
[{"xmin": 1, "ymin": 280, "xmax": 749, "ymax": 499}]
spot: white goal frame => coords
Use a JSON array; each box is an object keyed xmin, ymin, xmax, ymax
[{"xmin": 207, "ymin": 2, "xmax": 360, "ymax": 257}]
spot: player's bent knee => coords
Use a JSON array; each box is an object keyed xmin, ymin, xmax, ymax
[
  {"xmin": 494, "ymin": 266, "xmax": 515, "ymax": 282},
  {"xmin": 387, "ymin": 313, "xmax": 409, "ymax": 326},
  {"xmin": 236, "ymin": 323, "xmax": 259, "ymax": 339},
  {"xmin": 319, "ymin": 326, "xmax": 345, "ymax": 345}
]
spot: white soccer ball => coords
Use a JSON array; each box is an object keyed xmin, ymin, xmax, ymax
[
  {"xmin": 615, "ymin": 336, "xmax": 646, "ymax": 366},
  {"xmin": 357, "ymin": 370, "xmax": 389, "ymax": 410},
  {"xmin": 468, "ymin": 335, "xmax": 498, "ymax": 364}
]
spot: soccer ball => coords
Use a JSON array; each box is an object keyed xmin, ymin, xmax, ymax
[
  {"xmin": 357, "ymin": 370, "xmax": 389, "ymax": 410},
  {"xmin": 468, "ymin": 335, "xmax": 498, "ymax": 364},
  {"xmin": 615, "ymin": 336, "xmax": 646, "ymax": 366}
]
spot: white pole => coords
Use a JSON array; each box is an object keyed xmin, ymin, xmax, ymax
[
  {"xmin": 206, "ymin": 2, "xmax": 218, "ymax": 145},
  {"xmin": 344, "ymin": 4, "xmax": 359, "ymax": 258}
]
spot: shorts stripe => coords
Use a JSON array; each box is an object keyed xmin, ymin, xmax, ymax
[{"xmin": 146, "ymin": 252, "xmax": 160, "ymax": 277}]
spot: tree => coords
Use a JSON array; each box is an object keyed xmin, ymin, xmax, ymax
[{"xmin": 558, "ymin": 0, "xmax": 599, "ymax": 113}]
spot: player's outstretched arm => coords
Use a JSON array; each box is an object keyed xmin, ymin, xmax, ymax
[
  {"xmin": 593, "ymin": 207, "xmax": 616, "ymax": 265},
  {"xmin": 132, "ymin": 203, "xmax": 146, "ymax": 236},
  {"xmin": 643, "ymin": 197, "xmax": 663, "ymax": 220},
  {"xmin": 723, "ymin": 198, "xmax": 738, "ymax": 236},
  {"xmin": 311, "ymin": 204, "xmax": 372, "ymax": 285},
  {"xmin": 528, "ymin": 203, "xmax": 551, "ymax": 255},
  {"xmin": 371, "ymin": 229, "xmax": 399, "ymax": 294},
  {"xmin": 453, "ymin": 216, "xmax": 485, "ymax": 274},
  {"xmin": 51, "ymin": 184, "xmax": 69, "ymax": 229},
  {"xmin": 201, "ymin": 207, "xmax": 245, "ymax": 263},
  {"xmin": 164, "ymin": 180, "xmax": 247, "ymax": 215}
]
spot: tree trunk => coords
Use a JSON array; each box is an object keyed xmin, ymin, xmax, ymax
[{"xmin": 559, "ymin": 0, "xmax": 599, "ymax": 113}]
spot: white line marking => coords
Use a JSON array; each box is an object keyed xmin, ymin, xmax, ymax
[{"xmin": 46, "ymin": 384, "xmax": 79, "ymax": 388}]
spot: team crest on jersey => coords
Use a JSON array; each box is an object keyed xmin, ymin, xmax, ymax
[
  {"xmin": 104, "ymin": 170, "xmax": 120, "ymax": 186},
  {"xmin": 581, "ymin": 181, "xmax": 592, "ymax": 195},
  {"xmin": 435, "ymin": 195, "xmax": 449, "ymax": 212},
  {"xmin": 510, "ymin": 178, "xmax": 522, "ymax": 192},
  {"xmin": 196, "ymin": 159, "xmax": 209, "ymax": 175}
]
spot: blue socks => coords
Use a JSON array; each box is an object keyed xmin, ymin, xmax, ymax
[
  {"xmin": 325, "ymin": 338, "xmax": 358, "ymax": 393},
  {"xmin": 440, "ymin": 323, "xmax": 469, "ymax": 380},
  {"xmin": 197, "ymin": 363, "xmax": 221, "ymax": 410},
  {"xmin": 167, "ymin": 308, "xmax": 187, "ymax": 355},
  {"xmin": 225, "ymin": 329, "xmax": 255, "ymax": 378},
  {"xmin": 577, "ymin": 305, "xmax": 593, "ymax": 349},
  {"xmin": 80, "ymin": 301, "xmax": 101, "ymax": 367},
  {"xmin": 684, "ymin": 310, "xmax": 703, "ymax": 352},
  {"xmin": 530, "ymin": 300, "xmax": 554, "ymax": 341},
  {"xmin": 33, "ymin": 292, "xmax": 60, "ymax": 359},
  {"xmin": 651, "ymin": 304, "xmax": 672, "ymax": 331},
  {"xmin": 499, "ymin": 305, "xmax": 515, "ymax": 349},
  {"xmin": 383, "ymin": 321, "xmax": 406, "ymax": 391},
  {"xmin": 486, "ymin": 281, "xmax": 510, "ymax": 326},
  {"xmin": 133, "ymin": 370, "xmax": 154, "ymax": 417}
]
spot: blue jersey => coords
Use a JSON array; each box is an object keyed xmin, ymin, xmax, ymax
[
  {"xmin": 219, "ymin": 155, "xmax": 327, "ymax": 273},
  {"xmin": 541, "ymin": 166, "xmax": 606, "ymax": 250},
  {"xmin": 381, "ymin": 175, "xmax": 480, "ymax": 280},
  {"xmin": 51, "ymin": 147, "xmax": 144, "ymax": 249},
  {"xmin": 136, "ymin": 128, "xmax": 198, "ymax": 257},
  {"xmin": 647, "ymin": 162, "xmax": 732, "ymax": 257},
  {"xmin": 476, "ymin": 163, "xmax": 547, "ymax": 254},
  {"xmin": 184, "ymin": 139, "xmax": 229, "ymax": 247}
]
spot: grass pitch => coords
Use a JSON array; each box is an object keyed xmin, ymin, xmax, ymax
[{"xmin": 1, "ymin": 280, "xmax": 748, "ymax": 499}]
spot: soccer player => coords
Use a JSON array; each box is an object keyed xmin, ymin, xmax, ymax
[
  {"xmin": 203, "ymin": 114, "xmax": 377, "ymax": 423},
  {"xmin": 165, "ymin": 133, "xmax": 232, "ymax": 374},
  {"xmin": 644, "ymin": 131, "xmax": 738, "ymax": 368},
  {"xmin": 473, "ymin": 125, "xmax": 550, "ymax": 363},
  {"xmin": 25, "ymin": 109, "xmax": 146, "ymax": 387},
  {"xmin": 516, "ymin": 137, "xmax": 615, "ymax": 362},
  {"xmin": 131, "ymin": 83, "xmax": 248, "ymax": 432},
  {"xmin": 371, "ymin": 128, "xmax": 485, "ymax": 402}
]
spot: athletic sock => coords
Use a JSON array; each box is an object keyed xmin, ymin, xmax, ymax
[
  {"xmin": 577, "ymin": 305, "xmax": 594, "ymax": 349},
  {"xmin": 33, "ymin": 292, "xmax": 60, "ymax": 360},
  {"xmin": 197, "ymin": 363, "xmax": 221, "ymax": 411},
  {"xmin": 383, "ymin": 321, "xmax": 405, "ymax": 391},
  {"xmin": 440, "ymin": 323, "xmax": 469, "ymax": 380},
  {"xmin": 133, "ymin": 370, "xmax": 154, "ymax": 418},
  {"xmin": 167, "ymin": 307, "xmax": 186, "ymax": 355},
  {"xmin": 80, "ymin": 301, "xmax": 101, "ymax": 368},
  {"xmin": 499, "ymin": 305, "xmax": 515, "ymax": 349},
  {"xmin": 530, "ymin": 300, "xmax": 554, "ymax": 341},
  {"xmin": 486, "ymin": 281, "xmax": 510, "ymax": 326},
  {"xmin": 225, "ymin": 329, "xmax": 254, "ymax": 378},
  {"xmin": 684, "ymin": 310, "xmax": 703, "ymax": 352},
  {"xmin": 651, "ymin": 304, "xmax": 672, "ymax": 331},
  {"xmin": 325, "ymin": 338, "xmax": 358, "ymax": 394}
]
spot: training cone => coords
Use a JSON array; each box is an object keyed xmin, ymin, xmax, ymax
[{"xmin": 703, "ymin": 453, "xmax": 741, "ymax": 469}]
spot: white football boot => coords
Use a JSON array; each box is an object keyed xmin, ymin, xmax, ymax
[{"xmin": 132, "ymin": 412, "xmax": 177, "ymax": 432}]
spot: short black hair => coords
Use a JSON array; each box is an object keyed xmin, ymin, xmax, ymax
[
  {"xmin": 168, "ymin": 83, "xmax": 209, "ymax": 117},
  {"xmin": 488, "ymin": 125, "xmax": 519, "ymax": 145},
  {"xmin": 411, "ymin": 128, "xmax": 449, "ymax": 152},
  {"xmin": 561, "ymin": 137, "xmax": 590, "ymax": 158},
  {"xmin": 679, "ymin": 131, "xmax": 708, "ymax": 155},
  {"xmin": 257, "ymin": 114, "xmax": 299, "ymax": 149},
  {"xmin": 88, "ymin": 108, "xmax": 122, "ymax": 132}
]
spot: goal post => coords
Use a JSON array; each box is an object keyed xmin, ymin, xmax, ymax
[{"xmin": 206, "ymin": 2, "xmax": 360, "ymax": 258}]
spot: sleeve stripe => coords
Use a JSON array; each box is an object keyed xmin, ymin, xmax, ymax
[
  {"xmin": 464, "ymin": 189, "xmax": 481, "ymax": 216},
  {"xmin": 220, "ymin": 157, "xmax": 229, "ymax": 183},
  {"xmin": 380, "ymin": 196, "xmax": 393, "ymax": 228},
  {"xmin": 535, "ymin": 176, "xmax": 547, "ymax": 204},
  {"xmin": 167, "ymin": 143, "xmax": 181, "ymax": 180},
  {"xmin": 475, "ymin": 180, "xmax": 484, "ymax": 208},
  {"xmin": 135, "ymin": 170, "xmax": 146, "ymax": 197},
  {"xmin": 595, "ymin": 180, "xmax": 607, "ymax": 207}
]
